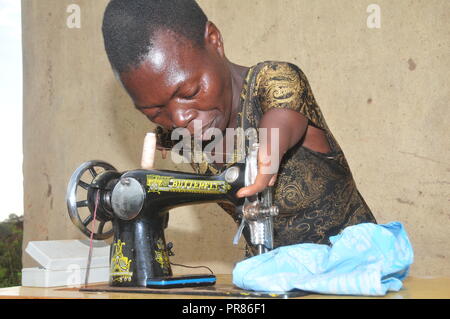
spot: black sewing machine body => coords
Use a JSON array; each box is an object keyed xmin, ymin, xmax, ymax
[
  {"xmin": 66, "ymin": 156, "xmax": 278, "ymax": 288},
  {"xmin": 101, "ymin": 164, "xmax": 244, "ymax": 287}
]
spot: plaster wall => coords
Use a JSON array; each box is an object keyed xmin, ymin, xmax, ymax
[{"xmin": 22, "ymin": 0, "xmax": 450, "ymax": 277}]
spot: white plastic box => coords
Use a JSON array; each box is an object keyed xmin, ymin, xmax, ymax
[{"xmin": 21, "ymin": 240, "xmax": 111, "ymax": 287}]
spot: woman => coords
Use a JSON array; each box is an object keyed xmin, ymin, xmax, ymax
[{"xmin": 101, "ymin": 0, "xmax": 376, "ymax": 254}]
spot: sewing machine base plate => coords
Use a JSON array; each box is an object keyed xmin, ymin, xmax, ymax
[{"xmin": 79, "ymin": 283, "xmax": 309, "ymax": 298}]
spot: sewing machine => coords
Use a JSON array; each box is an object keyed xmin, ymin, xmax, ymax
[{"xmin": 66, "ymin": 143, "xmax": 279, "ymax": 289}]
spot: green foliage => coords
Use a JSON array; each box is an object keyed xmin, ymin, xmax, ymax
[{"xmin": 0, "ymin": 214, "xmax": 23, "ymax": 288}]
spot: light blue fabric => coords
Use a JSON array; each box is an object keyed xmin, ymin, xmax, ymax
[{"xmin": 232, "ymin": 222, "xmax": 414, "ymax": 296}]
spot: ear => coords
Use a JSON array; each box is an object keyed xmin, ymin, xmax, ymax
[{"xmin": 204, "ymin": 21, "xmax": 225, "ymax": 58}]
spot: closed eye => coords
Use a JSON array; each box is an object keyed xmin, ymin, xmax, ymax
[
  {"xmin": 134, "ymin": 104, "xmax": 163, "ymax": 120},
  {"xmin": 135, "ymin": 104, "xmax": 164, "ymax": 110},
  {"xmin": 183, "ymin": 86, "xmax": 200, "ymax": 100},
  {"xmin": 146, "ymin": 111, "xmax": 160, "ymax": 121}
]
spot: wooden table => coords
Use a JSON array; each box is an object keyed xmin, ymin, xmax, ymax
[{"xmin": 0, "ymin": 275, "xmax": 449, "ymax": 299}]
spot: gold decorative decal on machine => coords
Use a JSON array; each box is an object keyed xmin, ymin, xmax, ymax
[
  {"xmin": 154, "ymin": 239, "xmax": 171, "ymax": 275},
  {"xmin": 110, "ymin": 239, "xmax": 133, "ymax": 283},
  {"xmin": 146, "ymin": 175, "xmax": 232, "ymax": 194}
]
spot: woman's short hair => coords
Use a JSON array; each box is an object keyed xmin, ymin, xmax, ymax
[{"xmin": 102, "ymin": 0, "xmax": 208, "ymax": 73}]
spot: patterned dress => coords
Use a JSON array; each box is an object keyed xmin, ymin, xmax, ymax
[{"xmin": 157, "ymin": 61, "xmax": 376, "ymax": 252}]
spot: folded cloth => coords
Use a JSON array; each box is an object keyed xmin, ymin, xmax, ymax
[{"xmin": 232, "ymin": 222, "xmax": 414, "ymax": 296}]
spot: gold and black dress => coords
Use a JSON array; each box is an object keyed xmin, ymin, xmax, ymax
[{"xmin": 158, "ymin": 61, "xmax": 377, "ymax": 252}]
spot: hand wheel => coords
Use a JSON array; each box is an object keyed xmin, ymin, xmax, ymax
[{"xmin": 66, "ymin": 160, "xmax": 117, "ymax": 240}]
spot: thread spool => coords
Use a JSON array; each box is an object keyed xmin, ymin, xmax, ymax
[{"xmin": 141, "ymin": 132, "xmax": 156, "ymax": 169}]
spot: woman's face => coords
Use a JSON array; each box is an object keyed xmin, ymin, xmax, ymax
[{"xmin": 119, "ymin": 25, "xmax": 233, "ymax": 139}]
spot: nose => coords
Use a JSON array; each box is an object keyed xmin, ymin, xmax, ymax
[{"xmin": 170, "ymin": 107, "xmax": 197, "ymax": 129}]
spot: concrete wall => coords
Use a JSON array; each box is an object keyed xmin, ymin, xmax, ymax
[{"xmin": 22, "ymin": 0, "xmax": 450, "ymax": 277}]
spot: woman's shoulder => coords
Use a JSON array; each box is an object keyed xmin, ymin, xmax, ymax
[
  {"xmin": 252, "ymin": 60, "xmax": 309, "ymax": 90},
  {"xmin": 249, "ymin": 61, "xmax": 325, "ymax": 129},
  {"xmin": 253, "ymin": 60, "xmax": 306, "ymax": 76}
]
